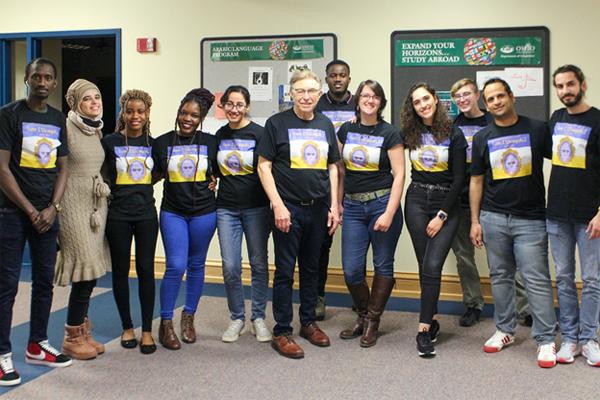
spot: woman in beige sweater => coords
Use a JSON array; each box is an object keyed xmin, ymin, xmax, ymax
[{"xmin": 55, "ymin": 79, "xmax": 111, "ymax": 360}]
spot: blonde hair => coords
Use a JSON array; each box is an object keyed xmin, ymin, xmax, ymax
[
  {"xmin": 289, "ymin": 69, "xmax": 321, "ymax": 88},
  {"xmin": 450, "ymin": 78, "xmax": 478, "ymax": 98}
]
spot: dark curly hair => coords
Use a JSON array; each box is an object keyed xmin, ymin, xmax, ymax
[
  {"xmin": 400, "ymin": 82, "xmax": 452, "ymax": 150},
  {"xmin": 174, "ymin": 88, "xmax": 215, "ymax": 132}
]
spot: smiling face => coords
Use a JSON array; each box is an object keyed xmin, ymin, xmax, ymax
[
  {"xmin": 411, "ymin": 86, "xmax": 438, "ymax": 125},
  {"xmin": 223, "ymin": 92, "xmax": 248, "ymax": 125},
  {"xmin": 358, "ymin": 85, "xmax": 381, "ymax": 120},
  {"xmin": 483, "ymin": 82, "xmax": 516, "ymax": 120},
  {"xmin": 325, "ymin": 64, "xmax": 351, "ymax": 97},
  {"xmin": 79, "ymin": 89, "xmax": 103, "ymax": 119},
  {"xmin": 554, "ymin": 71, "xmax": 586, "ymax": 108},
  {"xmin": 124, "ymin": 99, "xmax": 148, "ymax": 134},
  {"xmin": 177, "ymin": 101, "xmax": 202, "ymax": 135},
  {"xmin": 291, "ymin": 77, "xmax": 321, "ymax": 116},
  {"xmin": 453, "ymin": 83, "xmax": 480, "ymax": 114}
]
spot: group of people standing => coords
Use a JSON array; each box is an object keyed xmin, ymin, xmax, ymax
[{"xmin": 0, "ymin": 56, "xmax": 598, "ymax": 387}]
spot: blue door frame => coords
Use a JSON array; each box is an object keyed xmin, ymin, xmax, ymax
[{"xmin": 0, "ymin": 28, "xmax": 121, "ymax": 110}]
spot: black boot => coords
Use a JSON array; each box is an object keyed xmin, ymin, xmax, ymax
[
  {"xmin": 360, "ymin": 275, "xmax": 395, "ymax": 347},
  {"xmin": 339, "ymin": 281, "xmax": 370, "ymax": 339}
]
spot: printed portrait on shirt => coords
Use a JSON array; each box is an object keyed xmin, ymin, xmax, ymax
[
  {"xmin": 410, "ymin": 133, "xmax": 449, "ymax": 172},
  {"xmin": 488, "ymin": 134, "xmax": 532, "ymax": 180},
  {"xmin": 288, "ymin": 128, "xmax": 328, "ymax": 170},
  {"xmin": 19, "ymin": 122, "xmax": 61, "ymax": 169},
  {"xmin": 167, "ymin": 144, "xmax": 208, "ymax": 182},
  {"xmin": 458, "ymin": 125, "xmax": 484, "ymax": 163},
  {"xmin": 115, "ymin": 146, "xmax": 153, "ymax": 185},
  {"xmin": 343, "ymin": 132, "xmax": 383, "ymax": 171},
  {"xmin": 322, "ymin": 110, "xmax": 356, "ymax": 133},
  {"xmin": 551, "ymin": 122, "xmax": 590, "ymax": 169},
  {"xmin": 217, "ymin": 139, "xmax": 255, "ymax": 176}
]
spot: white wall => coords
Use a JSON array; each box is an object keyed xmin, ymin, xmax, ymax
[{"xmin": 2, "ymin": 0, "xmax": 598, "ymax": 277}]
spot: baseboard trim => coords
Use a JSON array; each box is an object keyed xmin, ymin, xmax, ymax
[{"xmin": 132, "ymin": 257, "xmax": 573, "ymax": 305}]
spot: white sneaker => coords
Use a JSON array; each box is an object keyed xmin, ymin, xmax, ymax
[
  {"xmin": 581, "ymin": 340, "xmax": 600, "ymax": 367},
  {"xmin": 483, "ymin": 330, "xmax": 515, "ymax": 353},
  {"xmin": 537, "ymin": 343, "xmax": 557, "ymax": 368},
  {"xmin": 0, "ymin": 353, "xmax": 21, "ymax": 387},
  {"xmin": 222, "ymin": 319, "xmax": 245, "ymax": 343},
  {"xmin": 251, "ymin": 318, "xmax": 272, "ymax": 342},
  {"xmin": 556, "ymin": 341, "xmax": 579, "ymax": 364}
]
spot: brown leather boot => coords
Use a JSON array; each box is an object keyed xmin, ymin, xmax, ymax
[
  {"xmin": 159, "ymin": 319, "xmax": 181, "ymax": 350},
  {"xmin": 360, "ymin": 275, "xmax": 395, "ymax": 348},
  {"xmin": 83, "ymin": 317, "xmax": 105, "ymax": 355},
  {"xmin": 61, "ymin": 324, "xmax": 97, "ymax": 360},
  {"xmin": 340, "ymin": 281, "xmax": 370, "ymax": 339},
  {"xmin": 180, "ymin": 312, "xmax": 196, "ymax": 343}
]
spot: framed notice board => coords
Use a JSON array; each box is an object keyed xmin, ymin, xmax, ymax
[
  {"xmin": 390, "ymin": 27, "xmax": 550, "ymax": 126},
  {"xmin": 200, "ymin": 33, "xmax": 337, "ymax": 132}
]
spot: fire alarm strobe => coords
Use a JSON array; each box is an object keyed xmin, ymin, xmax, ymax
[{"xmin": 137, "ymin": 38, "xmax": 157, "ymax": 53}]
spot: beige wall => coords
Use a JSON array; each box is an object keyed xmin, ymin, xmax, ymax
[{"xmin": 2, "ymin": 0, "xmax": 598, "ymax": 278}]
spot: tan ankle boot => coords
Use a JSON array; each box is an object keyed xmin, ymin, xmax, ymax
[
  {"xmin": 181, "ymin": 312, "xmax": 196, "ymax": 344},
  {"xmin": 84, "ymin": 318, "xmax": 105, "ymax": 355},
  {"xmin": 61, "ymin": 324, "xmax": 97, "ymax": 360}
]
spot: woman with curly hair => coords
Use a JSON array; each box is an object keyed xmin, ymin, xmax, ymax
[
  {"xmin": 152, "ymin": 88, "xmax": 217, "ymax": 350},
  {"xmin": 101, "ymin": 89, "xmax": 158, "ymax": 354},
  {"xmin": 400, "ymin": 82, "xmax": 466, "ymax": 358}
]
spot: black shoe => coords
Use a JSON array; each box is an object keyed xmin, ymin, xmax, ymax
[
  {"xmin": 417, "ymin": 332, "xmax": 436, "ymax": 358},
  {"xmin": 120, "ymin": 334, "xmax": 138, "ymax": 349},
  {"xmin": 429, "ymin": 320, "xmax": 440, "ymax": 343},
  {"xmin": 523, "ymin": 314, "xmax": 533, "ymax": 327},
  {"xmin": 140, "ymin": 340, "xmax": 157, "ymax": 355},
  {"xmin": 459, "ymin": 308, "xmax": 481, "ymax": 327}
]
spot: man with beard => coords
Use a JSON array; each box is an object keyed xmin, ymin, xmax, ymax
[
  {"xmin": 547, "ymin": 65, "xmax": 600, "ymax": 367},
  {"xmin": 314, "ymin": 60, "xmax": 356, "ymax": 320}
]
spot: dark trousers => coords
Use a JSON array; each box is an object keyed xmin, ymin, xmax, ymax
[
  {"xmin": 106, "ymin": 217, "xmax": 158, "ymax": 332},
  {"xmin": 66, "ymin": 279, "xmax": 96, "ymax": 326},
  {"xmin": 404, "ymin": 185, "xmax": 460, "ymax": 325},
  {"xmin": 0, "ymin": 209, "xmax": 59, "ymax": 354},
  {"xmin": 272, "ymin": 202, "xmax": 328, "ymax": 336},
  {"xmin": 317, "ymin": 233, "xmax": 333, "ymax": 297}
]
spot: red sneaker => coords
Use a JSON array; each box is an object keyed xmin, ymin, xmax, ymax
[{"xmin": 25, "ymin": 340, "xmax": 72, "ymax": 368}]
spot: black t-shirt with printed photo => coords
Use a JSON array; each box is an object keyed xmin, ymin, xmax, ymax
[
  {"xmin": 547, "ymin": 107, "xmax": 600, "ymax": 223},
  {"xmin": 101, "ymin": 132, "xmax": 156, "ymax": 221},
  {"xmin": 337, "ymin": 120, "xmax": 402, "ymax": 194},
  {"xmin": 408, "ymin": 127, "xmax": 467, "ymax": 213},
  {"xmin": 215, "ymin": 121, "xmax": 269, "ymax": 210},
  {"xmin": 316, "ymin": 92, "xmax": 357, "ymax": 133},
  {"xmin": 0, "ymin": 100, "xmax": 68, "ymax": 210},
  {"xmin": 152, "ymin": 130, "xmax": 218, "ymax": 216},
  {"xmin": 471, "ymin": 116, "xmax": 550, "ymax": 220},
  {"xmin": 453, "ymin": 110, "xmax": 493, "ymax": 208},
  {"xmin": 257, "ymin": 108, "xmax": 340, "ymax": 204}
]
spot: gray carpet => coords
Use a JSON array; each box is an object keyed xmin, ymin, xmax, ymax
[{"xmin": 3, "ymin": 295, "xmax": 598, "ymax": 400}]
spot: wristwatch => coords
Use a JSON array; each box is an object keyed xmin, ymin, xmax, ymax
[
  {"xmin": 51, "ymin": 201, "xmax": 62, "ymax": 213},
  {"xmin": 436, "ymin": 210, "xmax": 448, "ymax": 221}
]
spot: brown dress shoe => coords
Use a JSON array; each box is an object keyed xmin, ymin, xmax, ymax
[
  {"xmin": 159, "ymin": 319, "xmax": 181, "ymax": 350},
  {"xmin": 299, "ymin": 322, "xmax": 331, "ymax": 347},
  {"xmin": 180, "ymin": 311, "xmax": 196, "ymax": 343},
  {"xmin": 271, "ymin": 334, "xmax": 304, "ymax": 359}
]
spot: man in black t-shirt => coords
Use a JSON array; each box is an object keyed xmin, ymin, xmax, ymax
[
  {"xmin": 0, "ymin": 58, "xmax": 71, "ymax": 386},
  {"xmin": 547, "ymin": 65, "xmax": 600, "ymax": 366},
  {"xmin": 314, "ymin": 59, "xmax": 356, "ymax": 320},
  {"xmin": 470, "ymin": 78, "xmax": 557, "ymax": 369},
  {"xmin": 258, "ymin": 70, "xmax": 340, "ymax": 359}
]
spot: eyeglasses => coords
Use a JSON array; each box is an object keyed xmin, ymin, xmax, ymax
[
  {"xmin": 292, "ymin": 88, "xmax": 320, "ymax": 97},
  {"xmin": 453, "ymin": 91, "xmax": 473, "ymax": 100},
  {"xmin": 223, "ymin": 102, "xmax": 246, "ymax": 111},
  {"xmin": 359, "ymin": 93, "xmax": 381, "ymax": 101}
]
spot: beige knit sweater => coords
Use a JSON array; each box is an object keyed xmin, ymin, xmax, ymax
[{"xmin": 55, "ymin": 114, "xmax": 111, "ymax": 286}]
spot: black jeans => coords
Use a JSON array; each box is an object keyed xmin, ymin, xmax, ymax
[
  {"xmin": 317, "ymin": 233, "xmax": 333, "ymax": 297},
  {"xmin": 271, "ymin": 201, "xmax": 328, "ymax": 336},
  {"xmin": 105, "ymin": 217, "xmax": 158, "ymax": 332},
  {"xmin": 405, "ymin": 184, "xmax": 459, "ymax": 325},
  {"xmin": 0, "ymin": 209, "xmax": 59, "ymax": 354},
  {"xmin": 67, "ymin": 279, "xmax": 96, "ymax": 326}
]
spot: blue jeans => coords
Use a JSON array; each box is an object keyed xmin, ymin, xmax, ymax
[
  {"xmin": 480, "ymin": 211, "xmax": 556, "ymax": 345},
  {"xmin": 341, "ymin": 193, "xmax": 402, "ymax": 285},
  {"xmin": 217, "ymin": 206, "xmax": 271, "ymax": 321},
  {"xmin": 159, "ymin": 210, "xmax": 216, "ymax": 319},
  {"xmin": 271, "ymin": 201, "xmax": 328, "ymax": 336},
  {"xmin": 547, "ymin": 218, "xmax": 600, "ymax": 343},
  {"xmin": 0, "ymin": 209, "xmax": 60, "ymax": 354}
]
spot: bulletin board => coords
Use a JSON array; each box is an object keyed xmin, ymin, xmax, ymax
[
  {"xmin": 390, "ymin": 27, "xmax": 550, "ymax": 126},
  {"xmin": 200, "ymin": 33, "xmax": 337, "ymax": 132}
]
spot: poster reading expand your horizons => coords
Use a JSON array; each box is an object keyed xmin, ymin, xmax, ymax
[
  {"xmin": 395, "ymin": 37, "xmax": 542, "ymax": 66},
  {"xmin": 210, "ymin": 39, "xmax": 324, "ymax": 61}
]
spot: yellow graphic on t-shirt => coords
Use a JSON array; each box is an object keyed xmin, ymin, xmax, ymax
[
  {"xmin": 167, "ymin": 145, "xmax": 208, "ymax": 182},
  {"xmin": 115, "ymin": 146, "xmax": 153, "ymax": 185},
  {"xmin": 20, "ymin": 122, "xmax": 61, "ymax": 169},
  {"xmin": 217, "ymin": 139, "xmax": 255, "ymax": 176},
  {"xmin": 288, "ymin": 129, "xmax": 328, "ymax": 170},
  {"xmin": 343, "ymin": 132, "xmax": 383, "ymax": 171},
  {"xmin": 552, "ymin": 122, "xmax": 590, "ymax": 169},
  {"xmin": 488, "ymin": 134, "xmax": 532, "ymax": 180},
  {"xmin": 410, "ymin": 134, "xmax": 449, "ymax": 172}
]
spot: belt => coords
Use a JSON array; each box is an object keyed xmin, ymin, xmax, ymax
[
  {"xmin": 345, "ymin": 188, "xmax": 391, "ymax": 202},
  {"xmin": 411, "ymin": 182, "xmax": 451, "ymax": 192}
]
